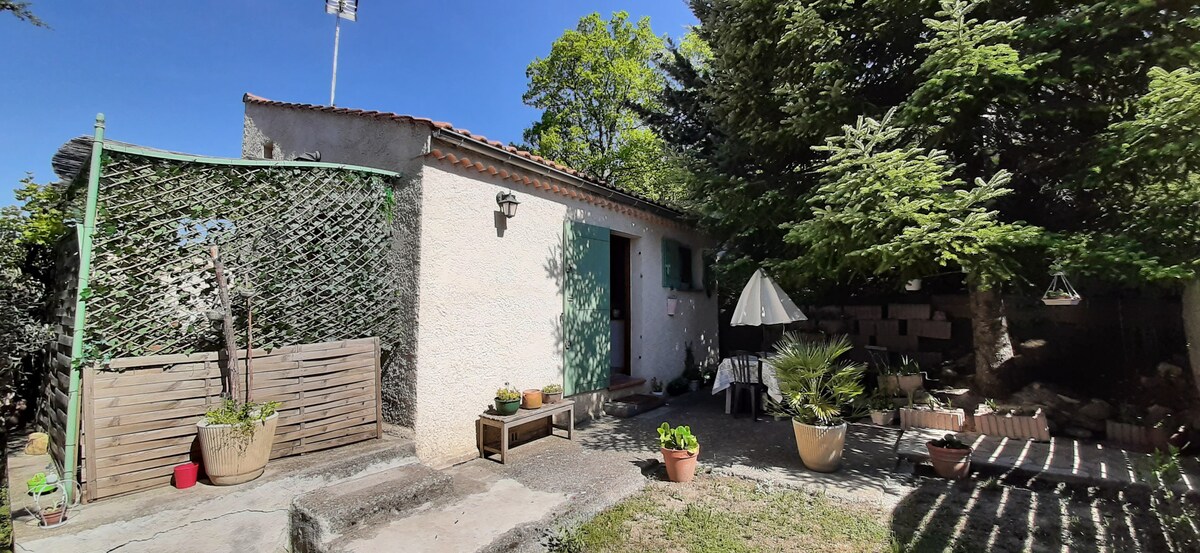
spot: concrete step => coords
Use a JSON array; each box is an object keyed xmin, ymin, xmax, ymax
[
  {"xmin": 12, "ymin": 428, "xmax": 418, "ymax": 553},
  {"xmin": 290, "ymin": 463, "xmax": 453, "ymax": 553}
]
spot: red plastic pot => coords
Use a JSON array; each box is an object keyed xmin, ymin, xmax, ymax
[
  {"xmin": 174, "ymin": 462, "xmax": 199, "ymax": 489},
  {"xmin": 926, "ymin": 442, "xmax": 972, "ymax": 479},
  {"xmin": 661, "ymin": 446, "xmax": 700, "ymax": 483}
]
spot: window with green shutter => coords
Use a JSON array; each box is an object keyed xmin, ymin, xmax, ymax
[{"xmin": 662, "ymin": 238, "xmax": 699, "ymax": 290}]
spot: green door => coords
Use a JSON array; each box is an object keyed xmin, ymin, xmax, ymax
[{"xmin": 563, "ymin": 220, "xmax": 611, "ymax": 396}]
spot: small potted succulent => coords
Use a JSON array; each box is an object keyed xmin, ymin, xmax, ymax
[
  {"xmin": 650, "ymin": 378, "xmax": 664, "ymax": 397},
  {"xmin": 867, "ymin": 391, "xmax": 896, "ymax": 426},
  {"xmin": 657, "ymin": 422, "xmax": 700, "ymax": 483},
  {"xmin": 494, "ymin": 383, "xmax": 521, "ymax": 415},
  {"xmin": 38, "ymin": 498, "xmax": 67, "ymax": 527},
  {"xmin": 542, "ymin": 383, "xmax": 563, "ymax": 404},
  {"xmin": 521, "ymin": 388, "xmax": 543, "ymax": 410},
  {"xmin": 926, "ymin": 434, "xmax": 973, "ymax": 479}
]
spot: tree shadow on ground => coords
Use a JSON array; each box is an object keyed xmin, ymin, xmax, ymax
[{"xmin": 891, "ymin": 464, "xmax": 1193, "ymax": 552}]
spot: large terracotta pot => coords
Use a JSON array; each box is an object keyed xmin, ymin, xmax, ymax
[
  {"xmin": 926, "ymin": 441, "xmax": 972, "ymax": 479},
  {"xmin": 196, "ymin": 413, "xmax": 279, "ymax": 486},
  {"xmin": 792, "ymin": 420, "xmax": 847, "ymax": 472},
  {"xmin": 660, "ymin": 446, "xmax": 700, "ymax": 483}
]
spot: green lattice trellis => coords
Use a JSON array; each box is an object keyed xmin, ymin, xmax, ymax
[{"xmin": 80, "ymin": 147, "xmax": 407, "ymax": 360}]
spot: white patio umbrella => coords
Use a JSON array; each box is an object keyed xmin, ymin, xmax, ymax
[{"xmin": 730, "ymin": 268, "xmax": 807, "ymax": 351}]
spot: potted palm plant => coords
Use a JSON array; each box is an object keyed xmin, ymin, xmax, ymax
[
  {"xmin": 926, "ymin": 434, "xmax": 973, "ymax": 479},
  {"xmin": 541, "ymin": 383, "xmax": 563, "ymax": 404},
  {"xmin": 494, "ymin": 383, "xmax": 521, "ymax": 415},
  {"xmin": 768, "ymin": 334, "xmax": 866, "ymax": 473},
  {"xmin": 657, "ymin": 422, "xmax": 700, "ymax": 483}
]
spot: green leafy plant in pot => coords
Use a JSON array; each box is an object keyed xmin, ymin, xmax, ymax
[
  {"xmin": 657, "ymin": 422, "xmax": 700, "ymax": 482},
  {"xmin": 541, "ymin": 383, "xmax": 563, "ymax": 404},
  {"xmin": 195, "ymin": 247, "xmax": 282, "ymax": 486},
  {"xmin": 768, "ymin": 333, "xmax": 866, "ymax": 472},
  {"xmin": 867, "ymin": 390, "xmax": 896, "ymax": 426},
  {"xmin": 495, "ymin": 383, "xmax": 521, "ymax": 415}
]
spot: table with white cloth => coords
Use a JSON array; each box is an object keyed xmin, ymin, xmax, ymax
[{"xmin": 711, "ymin": 355, "xmax": 783, "ymax": 414}]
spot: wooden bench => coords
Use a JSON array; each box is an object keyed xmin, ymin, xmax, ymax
[{"xmin": 477, "ymin": 400, "xmax": 575, "ymax": 464}]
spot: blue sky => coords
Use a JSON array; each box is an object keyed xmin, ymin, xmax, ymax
[{"xmin": 0, "ymin": 1, "xmax": 697, "ymax": 203}]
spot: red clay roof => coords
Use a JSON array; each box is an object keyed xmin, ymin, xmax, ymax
[{"xmin": 242, "ymin": 93, "xmax": 676, "ymax": 213}]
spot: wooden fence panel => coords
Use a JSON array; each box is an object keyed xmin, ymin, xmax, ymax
[{"xmin": 82, "ymin": 337, "xmax": 382, "ymax": 501}]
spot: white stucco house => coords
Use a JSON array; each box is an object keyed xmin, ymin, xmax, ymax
[{"xmin": 240, "ymin": 93, "xmax": 719, "ymax": 467}]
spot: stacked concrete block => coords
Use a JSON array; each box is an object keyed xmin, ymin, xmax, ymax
[
  {"xmin": 908, "ymin": 319, "xmax": 952, "ymax": 340},
  {"xmin": 888, "ymin": 303, "xmax": 932, "ymax": 320}
]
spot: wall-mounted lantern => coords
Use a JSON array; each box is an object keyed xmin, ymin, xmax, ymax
[{"xmin": 496, "ymin": 191, "xmax": 520, "ymax": 218}]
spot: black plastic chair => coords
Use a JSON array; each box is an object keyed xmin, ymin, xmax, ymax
[{"xmin": 729, "ymin": 350, "xmax": 766, "ymax": 421}]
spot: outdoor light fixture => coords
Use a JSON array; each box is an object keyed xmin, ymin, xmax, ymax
[{"xmin": 496, "ymin": 191, "xmax": 520, "ymax": 218}]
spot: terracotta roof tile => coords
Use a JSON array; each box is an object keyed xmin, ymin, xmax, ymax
[{"xmin": 242, "ymin": 93, "xmax": 679, "ymax": 215}]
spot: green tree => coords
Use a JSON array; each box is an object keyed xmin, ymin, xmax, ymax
[
  {"xmin": 782, "ymin": 110, "xmax": 1040, "ymax": 395},
  {"xmin": 649, "ymin": 0, "xmax": 1198, "ymax": 393},
  {"xmin": 523, "ymin": 12, "xmax": 684, "ymax": 202},
  {"xmin": 1, "ymin": 1, "xmax": 46, "ymax": 27},
  {"xmin": 1063, "ymin": 66, "xmax": 1200, "ymax": 390}
]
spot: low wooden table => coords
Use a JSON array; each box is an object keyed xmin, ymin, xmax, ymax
[{"xmin": 477, "ymin": 400, "xmax": 575, "ymax": 464}]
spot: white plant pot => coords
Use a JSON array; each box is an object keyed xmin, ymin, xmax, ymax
[
  {"xmin": 905, "ymin": 279, "xmax": 923, "ymax": 291},
  {"xmin": 870, "ymin": 410, "xmax": 894, "ymax": 426},
  {"xmin": 196, "ymin": 413, "xmax": 279, "ymax": 486},
  {"xmin": 1041, "ymin": 297, "xmax": 1082, "ymax": 306},
  {"xmin": 791, "ymin": 420, "xmax": 847, "ymax": 472},
  {"xmin": 899, "ymin": 407, "xmax": 965, "ymax": 432},
  {"xmin": 974, "ymin": 408, "xmax": 1050, "ymax": 441}
]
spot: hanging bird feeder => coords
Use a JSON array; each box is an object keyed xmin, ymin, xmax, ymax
[{"xmin": 1041, "ymin": 271, "xmax": 1082, "ymax": 306}]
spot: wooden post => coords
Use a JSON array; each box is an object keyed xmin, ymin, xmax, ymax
[{"xmin": 209, "ymin": 246, "xmax": 240, "ymax": 402}]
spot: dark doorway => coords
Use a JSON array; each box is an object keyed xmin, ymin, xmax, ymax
[{"xmin": 610, "ymin": 235, "xmax": 632, "ymax": 376}]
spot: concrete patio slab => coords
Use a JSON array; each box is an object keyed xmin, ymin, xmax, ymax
[
  {"xmin": 897, "ymin": 428, "xmax": 1200, "ymax": 494},
  {"xmin": 12, "ymin": 430, "xmax": 417, "ymax": 553}
]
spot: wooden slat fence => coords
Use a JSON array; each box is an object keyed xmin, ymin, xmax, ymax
[
  {"xmin": 38, "ymin": 232, "xmax": 81, "ymax": 475},
  {"xmin": 82, "ymin": 337, "xmax": 382, "ymax": 500}
]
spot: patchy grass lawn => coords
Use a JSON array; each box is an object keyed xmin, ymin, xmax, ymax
[
  {"xmin": 550, "ymin": 476, "xmax": 895, "ymax": 553},
  {"xmin": 552, "ymin": 473, "xmax": 1198, "ymax": 553}
]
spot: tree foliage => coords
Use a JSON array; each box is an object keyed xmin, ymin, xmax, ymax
[
  {"xmin": 649, "ymin": 0, "xmax": 1199, "ymax": 298},
  {"xmin": 522, "ymin": 12, "xmax": 685, "ymax": 202},
  {"xmin": 782, "ymin": 109, "xmax": 1040, "ymax": 290},
  {"xmin": 1, "ymin": 1, "xmax": 46, "ymax": 27}
]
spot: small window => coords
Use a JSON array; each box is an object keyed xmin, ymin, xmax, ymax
[
  {"xmin": 263, "ymin": 141, "xmax": 275, "ymax": 159},
  {"xmin": 678, "ymin": 246, "xmax": 694, "ymax": 290}
]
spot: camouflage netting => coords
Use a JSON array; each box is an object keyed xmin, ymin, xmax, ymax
[{"xmin": 80, "ymin": 148, "xmax": 410, "ymax": 362}]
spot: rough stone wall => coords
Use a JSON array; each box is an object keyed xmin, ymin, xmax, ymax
[{"xmin": 242, "ymin": 104, "xmax": 428, "ymax": 427}]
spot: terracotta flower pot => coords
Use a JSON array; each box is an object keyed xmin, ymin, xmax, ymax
[
  {"xmin": 926, "ymin": 441, "xmax": 972, "ymax": 479},
  {"xmin": 542, "ymin": 391, "xmax": 563, "ymax": 404},
  {"xmin": 196, "ymin": 412, "xmax": 279, "ymax": 486},
  {"xmin": 792, "ymin": 420, "xmax": 847, "ymax": 472},
  {"xmin": 521, "ymin": 389, "xmax": 543, "ymax": 409},
  {"xmin": 494, "ymin": 397, "xmax": 520, "ymax": 415},
  {"xmin": 661, "ymin": 446, "xmax": 700, "ymax": 483},
  {"xmin": 39, "ymin": 508, "xmax": 65, "ymax": 527}
]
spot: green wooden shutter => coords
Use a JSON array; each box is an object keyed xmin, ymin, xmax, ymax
[
  {"xmin": 563, "ymin": 221, "xmax": 612, "ymax": 396},
  {"xmin": 662, "ymin": 238, "xmax": 681, "ymax": 289}
]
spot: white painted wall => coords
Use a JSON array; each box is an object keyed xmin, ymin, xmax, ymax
[
  {"xmin": 242, "ymin": 102, "xmax": 719, "ymax": 467},
  {"xmin": 415, "ymin": 161, "xmax": 718, "ymax": 466}
]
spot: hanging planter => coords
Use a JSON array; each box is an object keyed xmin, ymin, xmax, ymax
[
  {"xmin": 1041, "ymin": 271, "xmax": 1082, "ymax": 306},
  {"xmin": 905, "ymin": 278, "xmax": 923, "ymax": 291}
]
